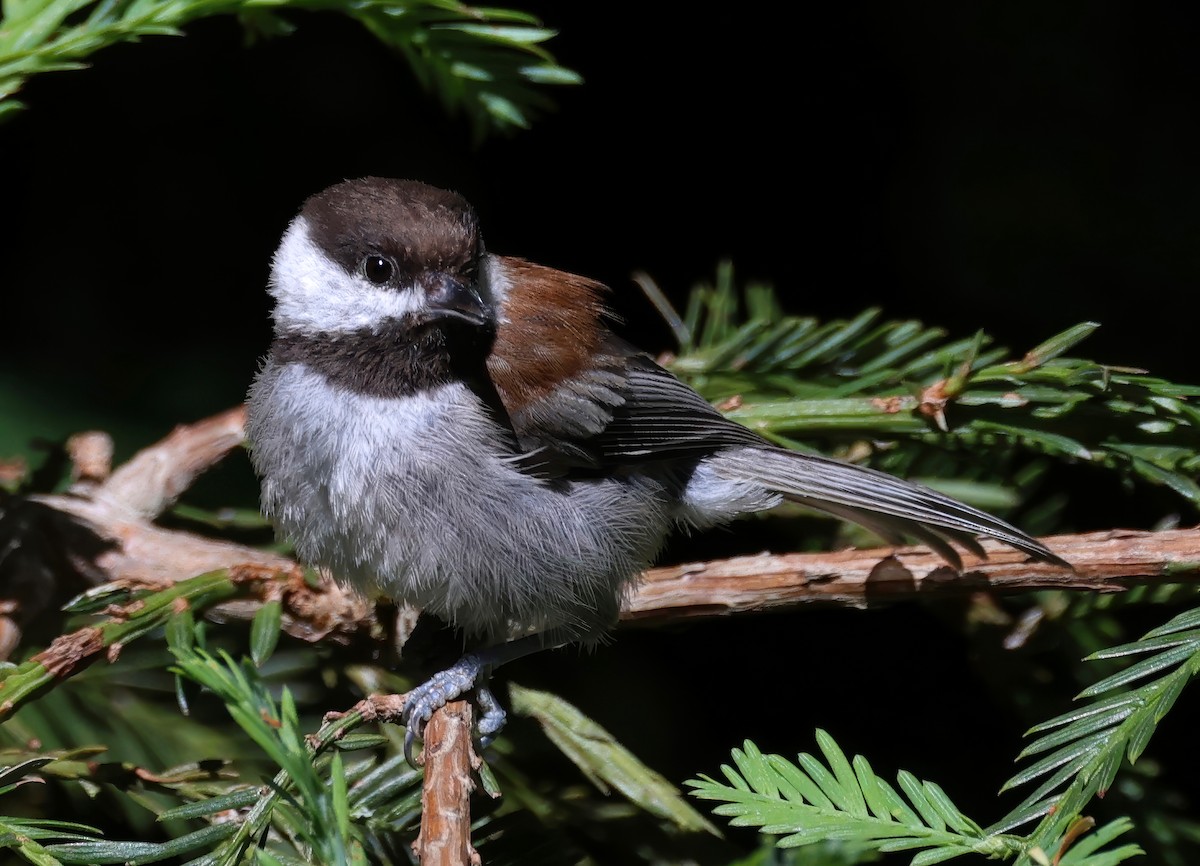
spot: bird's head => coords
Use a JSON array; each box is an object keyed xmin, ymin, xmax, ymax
[{"xmin": 267, "ymin": 177, "xmax": 494, "ymax": 339}]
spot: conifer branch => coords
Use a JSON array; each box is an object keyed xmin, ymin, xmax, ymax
[
  {"xmin": 0, "ymin": 0, "xmax": 579, "ymax": 135},
  {"xmin": 993, "ymin": 605, "xmax": 1200, "ymax": 861},
  {"xmin": 664, "ymin": 263, "xmax": 1200, "ymax": 513},
  {"xmin": 687, "ymin": 731, "xmax": 1144, "ymax": 865}
]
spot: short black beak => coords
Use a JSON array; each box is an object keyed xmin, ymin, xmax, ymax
[{"xmin": 425, "ymin": 273, "xmax": 489, "ymax": 327}]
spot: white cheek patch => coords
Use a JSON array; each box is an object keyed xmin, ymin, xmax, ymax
[{"xmin": 268, "ymin": 217, "xmax": 424, "ymax": 335}]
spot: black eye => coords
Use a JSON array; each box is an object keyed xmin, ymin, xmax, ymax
[{"xmin": 362, "ymin": 255, "xmax": 395, "ymax": 285}]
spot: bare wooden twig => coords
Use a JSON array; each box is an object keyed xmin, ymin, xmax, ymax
[
  {"xmin": 413, "ymin": 700, "xmax": 480, "ymax": 866},
  {"xmin": 326, "ymin": 693, "xmax": 480, "ymax": 865},
  {"xmin": 626, "ymin": 527, "xmax": 1200, "ymax": 622},
  {"xmin": 98, "ymin": 405, "xmax": 247, "ymax": 518},
  {"xmin": 9, "ymin": 407, "xmax": 372, "ymax": 646}
]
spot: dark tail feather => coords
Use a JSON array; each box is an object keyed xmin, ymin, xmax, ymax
[
  {"xmin": 806, "ymin": 500, "xmax": 986, "ymax": 569},
  {"xmin": 711, "ymin": 447, "xmax": 1070, "ymax": 569}
]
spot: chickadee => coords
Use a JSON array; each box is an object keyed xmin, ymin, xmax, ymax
[{"xmin": 246, "ymin": 177, "xmax": 1068, "ymax": 761}]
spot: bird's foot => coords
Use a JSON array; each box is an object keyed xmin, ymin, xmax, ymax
[{"xmin": 401, "ymin": 652, "xmax": 507, "ymax": 766}]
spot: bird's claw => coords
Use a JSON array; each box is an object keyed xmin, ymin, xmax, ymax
[
  {"xmin": 474, "ymin": 683, "xmax": 507, "ymax": 748},
  {"xmin": 401, "ymin": 652, "xmax": 506, "ymax": 766}
]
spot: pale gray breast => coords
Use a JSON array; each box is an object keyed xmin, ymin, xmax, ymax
[{"xmin": 245, "ymin": 361, "xmax": 678, "ymax": 641}]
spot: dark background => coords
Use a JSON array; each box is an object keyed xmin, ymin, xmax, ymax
[{"xmin": 3, "ymin": 1, "xmax": 1200, "ymax": 854}]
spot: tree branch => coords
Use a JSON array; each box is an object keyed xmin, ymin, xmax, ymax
[
  {"xmin": 6, "ymin": 407, "xmax": 1200, "ymax": 645},
  {"xmin": 626, "ymin": 528, "xmax": 1200, "ymax": 623},
  {"xmin": 328, "ymin": 694, "xmax": 481, "ymax": 865},
  {"xmin": 414, "ymin": 700, "xmax": 480, "ymax": 866},
  {"xmin": 2, "ymin": 406, "xmax": 372, "ymax": 652}
]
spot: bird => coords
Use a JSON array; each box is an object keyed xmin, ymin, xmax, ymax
[{"xmin": 245, "ymin": 177, "xmax": 1069, "ymax": 763}]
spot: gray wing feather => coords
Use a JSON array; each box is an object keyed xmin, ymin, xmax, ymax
[{"xmin": 498, "ymin": 339, "xmax": 1067, "ymax": 568}]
